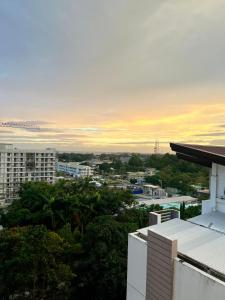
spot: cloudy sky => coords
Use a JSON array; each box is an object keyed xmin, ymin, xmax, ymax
[{"xmin": 1, "ymin": 0, "xmax": 225, "ymax": 152}]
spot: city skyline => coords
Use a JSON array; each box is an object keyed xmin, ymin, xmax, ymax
[{"xmin": 1, "ymin": 0, "xmax": 225, "ymax": 152}]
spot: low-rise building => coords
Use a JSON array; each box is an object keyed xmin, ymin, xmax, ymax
[
  {"xmin": 143, "ymin": 184, "xmax": 167, "ymax": 198},
  {"xmin": 165, "ymin": 186, "xmax": 180, "ymax": 196},
  {"xmin": 127, "ymin": 143, "xmax": 225, "ymax": 300},
  {"xmin": 145, "ymin": 168, "xmax": 157, "ymax": 176},
  {"xmin": 57, "ymin": 162, "xmax": 93, "ymax": 178},
  {"xmin": 127, "ymin": 172, "xmax": 145, "ymax": 180},
  {"xmin": 0, "ymin": 144, "xmax": 55, "ymax": 205}
]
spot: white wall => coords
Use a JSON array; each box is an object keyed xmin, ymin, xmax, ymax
[
  {"xmin": 217, "ymin": 165, "xmax": 225, "ymax": 198},
  {"xmin": 208, "ymin": 163, "xmax": 225, "ymax": 213},
  {"xmin": 174, "ymin": 259, "xmax": 225, "ymax": 300},
  {"xmin": 126, "ymin": 233, "xmax": 147, "ymax": 300},
  {"xmin": 202, "ymin": 200, "xmax": 213, "ymax": 214}
]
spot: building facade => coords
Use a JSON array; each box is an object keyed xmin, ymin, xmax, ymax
[
  {"xmin": 57, "ymin": 162, "xmax": 93, "ymax": 178},
  {"xmin": 127, "ymin": 143, "xmax": 225, "ymax": 300},
  {"xmin": 143, "ymin": 184, "xmax": 167, "ymax": 198},
  {"xmin": 0, "ymin": 144, "xmax": 56, "ymax": 205}
]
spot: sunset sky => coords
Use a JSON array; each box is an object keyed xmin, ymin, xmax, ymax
[{"xmin": 1, "ymin": 0, "xmax": 225, "ymax": 152}]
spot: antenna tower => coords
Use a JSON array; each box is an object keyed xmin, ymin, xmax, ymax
[{"xmin": 154, "ymin": 140, "xmax": 160, "ymax": 155}]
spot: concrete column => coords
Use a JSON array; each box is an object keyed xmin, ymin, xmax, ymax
[
  {"xmin": 210, "ymin": 163, "xmax": 218, "ymax": 210},
  {"xmin": 146, "ymin": 230, "xmax": 177, "ymax": 300},
  {"xmin": 149, "ymin": 212, "xmax": 161, "ymax": 226}
]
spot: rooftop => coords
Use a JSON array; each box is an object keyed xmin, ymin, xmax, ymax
[
  {"xmin": 170, "ymin": 143, "xmax": 225, "ymax": 167},
  {"xmin": 189, "ymin": 211, "xmax": 225, "ymax": 234},
  {"xmin": 143, "ymin": 184, "xmax": 160, "ymax": 189},
  {"xmin": 58, "ymin": 162, "xmax": 92, "ymax": 169},
  {"xmin": 137, "ymin": 195, "xmax": 196, "ymax": 206},
  {"xmin": 138, "ymin": 217, "xmax": 225, "ymax": 276}
]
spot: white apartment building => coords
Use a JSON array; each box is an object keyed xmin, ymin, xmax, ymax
[
  {"xmin": 57, "ymin": 162, "xmax": 93, "ymax": 178},
  {"xmin": 0, "ymin": 144, "xmax": 56, "ymax": 205},
  {"xmin": 127, "ymin": 143, "xmax": 225, "ymax": 300}
]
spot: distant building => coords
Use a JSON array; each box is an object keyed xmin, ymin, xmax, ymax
[
  {"xmin": 127, "ymin": 170, "xmax": 157, "ymax": 182},
  {"xmin": 57, "ymin": 162, "xmax": 93, "ymax": 178},
  {"xmin": 127, "ymin": 172, "xmax": 145, "ymax": 180},
  {"xmin": 143, "ymin": 184, "xmax": 167, "ymax": 198},
  {"xmin": 89, "ymin": 180, "xmax": 102, "ymax": 188},
  {"xmin": 145, "ymin": 168, "xmax": 157, "ymax": 177},
  {"xmin": 88, "ymin": 158, "xmax": 113, "ymax": 167},
  {"xmin": 165, "ymin": 186, "xmax": 180, "ymax": 196},
  {"xmin": 0, "ymin": 144, "xmax": 55, "ymax": 205},
  {"xmin": 127, "ymin": 143, "xmax": 225, "ymax": 300}
]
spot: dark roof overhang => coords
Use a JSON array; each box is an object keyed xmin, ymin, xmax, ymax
[{"xmin": 170, "ymin": 143, "xmax": 225, "ymax": 167}]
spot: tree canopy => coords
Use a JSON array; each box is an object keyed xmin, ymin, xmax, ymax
[{"xmin": 0, "ymin": 180, "xmax": 160, "ymax": 300}]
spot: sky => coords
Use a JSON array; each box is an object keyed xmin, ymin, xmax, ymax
[{"xmin": 1, "ymin": 0, "xmax": 225, "ymax": 153}]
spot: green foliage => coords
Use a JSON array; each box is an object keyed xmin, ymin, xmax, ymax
[
  {"xmin": 96, "ymin": 153, "xmax": 209, "ymax": 196},
  {"xmin": 76, "ymin": 216, "xmax": 137, "ymax": 300},
  {"xmin": 145, "ymin": 174, "xmax": 161, "ymax": 185},
  {"xmin": 144, "ymin": 154, "xmax": 209, "ymax": 195},
  {"xmin": 0, "ymin": 180, "xmax": 146, "ymax": 300},
  {"xmin": 182, "ymin": 204, "xmax": 201, "ymax": 220},
  {"xmin": 57, "ymin": 153, "xmax": 94, "ymax": 162},
  {"xmin": 117, "ymin": 205, "xmax": 162, "ymax": 229},
  {"xmin": 130, "ymin": 178, "xmax": 137, "ymax": 184},
  {"xmin": 0, "ymin": 151, "xmax": 208, "ymax": 299},
  {"xmin": 0, "ymin": 225, "xmax": 74, "ymax": 299},
  {"xmin": 128, "ymin": 154, "xmax": 144, "ymax": 171}
]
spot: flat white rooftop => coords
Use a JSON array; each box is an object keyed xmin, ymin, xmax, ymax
[
  {"xmin": 58, "ymin": 162, "xmax": 92, "ymax": 169},
  {"xmin": 143, "ymin": 184, "xmax": 159, "ymax": 189},
  {"xmin": 138, "ymin": 218, "xmax": 225, "ymax": 275},
  {"xmin": 137, "ymin": 196, "xmax": 196, "ymax": 206},
  {"xmin": 189, "ymin": 211, "xmax": 225, "ymax": 234}
]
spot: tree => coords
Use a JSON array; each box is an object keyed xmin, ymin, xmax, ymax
[
  {"xmin": 75, "ymin": 216, "xmax": 137, "ymax": 300},
  {"xmin": 145, "ymin": 174, "xmax": 161, "ymax": 185},
  {"xmin": 128, "ymin": 154, "xmax": 144, "ymax": 171},
  {"xmin": 0, "ymin": 225, "xmax": 74, "ymax": 299}
]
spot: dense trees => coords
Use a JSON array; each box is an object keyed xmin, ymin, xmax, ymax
[
  {"xmin": 145, "ymin": 154, "xmax": 209, "ymax": 194},
  {"xmin": 180, "ymin": 204, "xmax": 201, "ymax": 220},
  {"xmin": 97, "ymin": 153, "xmax": 209, "ymax": 194},
  {"xmin": 0, "ymin": 180, "xmax": 159, "ymax": 300},
  {"xmin": 128, "ymin": 154, "xmax": 144, "ymax": 171},
  {"xmin": 0, "ymin": 225, "xmax": 74, "ymax": 299},
  {"xmin": 57, "ymin": 153, "xmax": 94, "ymax": 162},
  {"xmin": 0, "ymin": 152, "xmax": 207, "ymax": 299}
]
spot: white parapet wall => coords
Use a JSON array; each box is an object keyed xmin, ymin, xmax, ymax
[
  {"xmin": 202, "ymin": 199, "xmax": 213, "ymax": 214},
  {"xmin": 126, "ymin": 233, "xmax": 147, "ymax": 300},
  {"xmin": 174, "ymin": 259, "xmax": 225, "ymax": 300}
]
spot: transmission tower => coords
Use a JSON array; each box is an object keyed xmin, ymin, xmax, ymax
[{"xmin": 153, "ymin": 140, "xmax": 160, "ymax": 155}]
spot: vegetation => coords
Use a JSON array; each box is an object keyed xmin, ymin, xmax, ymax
[
  {"xmin": 58, "ymin": 152, "xmax": 209, "ymax": 195},
  {"xmin": 57, "ymin": 153, "xmax": 94, "ymax": 162},
  {"xmin": 99, "ymin": 153, "xmax": 209, "ymax": 195},
  {"xmin": 0, "ymin": 180, "xmax": 161, "ymax": 300},
  {"xmin": 0, "ymin": 153, "xmax": 207, "ymax": 299},
  {"xmin": 0, "ymin": 225, "xmax": 74, "ymax": 299},
  {"xmin": 180, "ymin": 203, "xmax": 201, "ymax": 220}
]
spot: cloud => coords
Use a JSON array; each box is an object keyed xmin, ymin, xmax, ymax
[
  {"xmin": 73, "ymin": 127, "xmax": 127, "ymax": 132},
  {"xmin": 0, "ymin": 130, "xmax": 13, "ymax": 134},
  {"xmin": 25, "ymin": 127, "xmax": 63, "ymax": 133},
  {"xmin": 1, "ymin": 1, "xmax": 225, "ymax": 152},
  {"xmin": 0, "ymin": 120, "xmax": 50, "ymax": 131},
  {"xmin": 209, "ymin": 140, "xmax": 225, "ymax": 146},
  {"xmin": 35, "ymin": 133, "xmax": 87, "ymax": 139},
  {"xmin": 195, "ymin": 132, "xmax": 225, "ymax": 137},
  {"xmin": 108, "ymin": 141, "xmax": 170, "ymax": 145}
]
